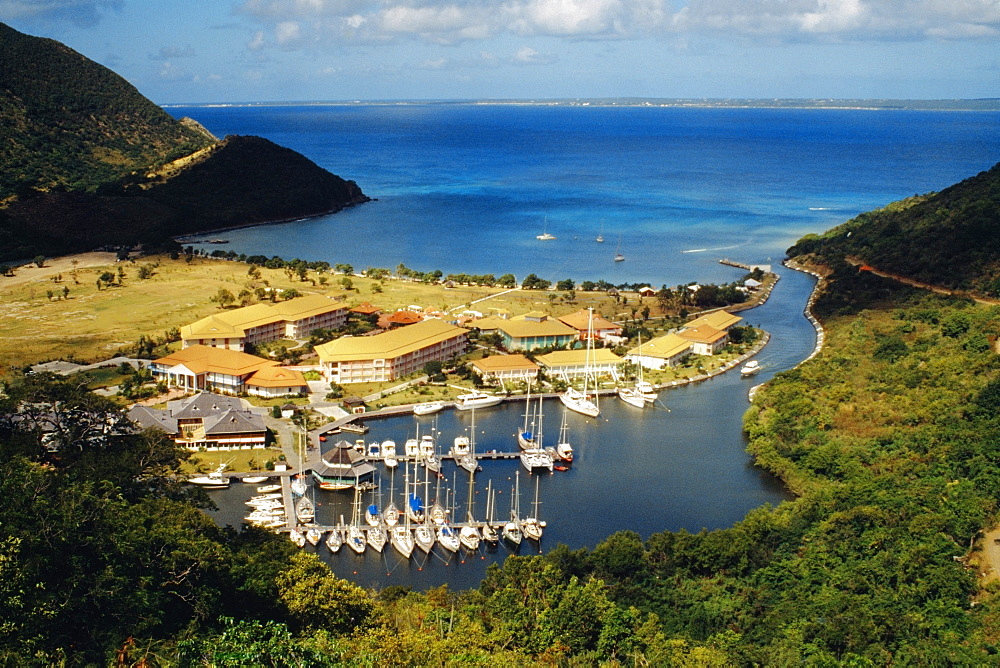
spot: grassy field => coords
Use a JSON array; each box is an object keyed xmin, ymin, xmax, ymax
[{"xmin": 0, "ymin": 251, "xmax": 705, "ymax": 373}]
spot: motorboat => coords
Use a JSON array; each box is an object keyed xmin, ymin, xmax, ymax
[
  {"xmin": 404, "ymin": 437, "xmax": 420, "ymax": 459},
  {"xmin": 741, "ymin": 360, "xmax": 762, "ymax": 377},
  {"xmin": 454, "ymin": 390, "xmax": 503, "ymax": 411},
  {"xmin": 635, "ymin": 379, "xmax": 657, "ymax": 403},
  {"xmin": 380, "ymin": 440, "xmax": 398, "ymax": 469},
  {"xmin": 413, "ymin": 401, "xmax": 445, "ymax": 416},
  {"xmin": 187, "ymin": 465, "xmax": 230, "ymax": 489},
  {"xmin": 241, "ymin": 475, "xmax": 269, "ymax": 484},
  {"xmin": 256, "ymin": 483, "xmax": 281, "ymax": 494}
]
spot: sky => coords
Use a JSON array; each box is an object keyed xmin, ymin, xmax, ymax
[{"xmin": 1, "ymin": 0, "xmax": 997, "ymax": 104}]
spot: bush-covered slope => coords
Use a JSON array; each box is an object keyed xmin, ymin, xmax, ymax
[
  {"xmin": 789, "ymin": 162, "xmax": 1000, "ymax": 295},
  {"xmin": 0, "ymin": 22, "xmax": 213, "ymax": 197},
  {"xmin": 0, "ymin": 23, "xmax": 369, "ymax": 261}
]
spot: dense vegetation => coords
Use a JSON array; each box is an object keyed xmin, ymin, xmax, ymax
[
  {"xmin": 0, "ymin": 23, "xmax": 368, "ymax": 262},
  {"xmin": 789, "ymin": 161, "xmax": 1000, "ymax": 295}
]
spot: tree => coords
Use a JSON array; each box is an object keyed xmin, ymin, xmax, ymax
[
  {"xmin": 98, "ymin": 271, "xmax": 116, "ymax": 288},
  {"xmin": 522, "ymin": 273, "xmax": 551, "ymax": 290},
  {"xmin": 61, "ymin": 285, "xmax": 69, "ymax": 300},
  {"xmin": 556, "ymin": 278, "xmax": 575, "ymax": 291},
  {"xmin": 137, "ymin": 264, "xmax": 155, "ymax": 279},
  {"xmin": 498, "ymin": 273, "xmax": 517, "ymax": 288},
  {"xmin": 275, "ymin": 552, "xmax": 375, "ymax": 635},
  {"xmin": 33, "ymin": 255, "xmax": 45, "ymax": 268},
  {"xmin": 210, "ymin": 288, "xmax": 236, "ymax": 308},
  {"xmin": 423, "ymin": 361, "xmax": 446, "ymax": 382}
]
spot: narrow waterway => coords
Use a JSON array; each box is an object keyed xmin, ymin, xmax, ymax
[{"xmin": 208, "ymin": 264, "xmax": 818, "ymax": 591}]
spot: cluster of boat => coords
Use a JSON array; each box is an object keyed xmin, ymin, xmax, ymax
[{"xmin": 287, "ymin": 458, "xmax": 544, "ymax": 559}]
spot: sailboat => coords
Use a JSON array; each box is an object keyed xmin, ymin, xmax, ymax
[
  {"xmin": 325, "ymin": 521, "xmax": 343, "ymax": 553},
  {"xmin": 391, "ymin": 513, "xmax": 415, "ymax": 559},
  {"xmin": 502, "ymin": 471, "xmax": 523, "ymax": 546},
  {"xmin": 457, "ymin": 409, "xmax": 478, "ymax": 473},
  {"xmin": 614, "ymin": 233, "xmax": 625, "ymax": 262},
  {"xmin": 459, "ymin": 460, "xmax": 481, "ymax": 551},
  {"xmin": 560, "ymin": 308, "xmax": 600, "ymax": 417},
  {"xmin": 383, "ymin": 468, "xmax": 400, "ymax": 527},
  {"xmin": 481, "ymin": 480, "xmax": 499, "ymax": 544},
  {"xmin": 366, "ymin": 523, "xmax": 387, "ymax": 553},
  {"xmin": 288, "ymin": 527, "xmax": 306, "ymax": 548},
  {"xmin": 596, "ymin": 219, "xmax": 605, "ymax": 243},
  {"xmin": 555, "ymin": 409, "xmax": 574, "ymax": 462},
  {"xmin": 521, "ymin": 475, "xmax": 544, "ymax": 542},
  {"xmin": 406, "ymin": 461, "xmax": 425, "ymax": 523},
  {"xmin": 516, "ymin": 383, "xmax": 537, "ymax": 450},
  {"xmin": 347, "ymin": 489, "xmax": 367, "ymax": 554},
  {"xmin": 621, "ymin": 332, "xmax": 658, "ymax": 407},
  {"xmin": 536, "ymin": 216, "xmax": 556, "ymax": 241},
  {"xmin": 420, "ymin": 431, "xmax": 441, "ymax": 473}
]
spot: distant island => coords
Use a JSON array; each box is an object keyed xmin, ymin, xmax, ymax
[{"xmin": 164, "ymin": 98, "xmax": 1000, "ymax": 112}]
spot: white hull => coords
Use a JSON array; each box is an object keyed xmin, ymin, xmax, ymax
[
  {"xmin": 413, "ymin": 401, "xmax": 445, "ymax": 416},
  {"xmin": 391, "ymin": 527, "xmax": 414, "ymax": 558},
  {"xmin": 454, "ymin": 393, "xmax": 503, "ymax": 411},
  {"xmin": 437, "ymin": 525, "xmax": 461, "ymax": 553},
  {"xmin": 415, "ymin": 525, "xmax": 436, "ymax": 553},
  {"xmin": 741, "ymin": 361, "xmax": 761, "ymax": 377},
  {"xmin": 560, "ymin": 389, "xmax": 599, "ymax": 417},
  {"xmin": 367, "ymin": 526, "xmax": 386, "ymax": 552},
  {"xmin": 618, "ymin": 387, "xmax": 646, "ymax": 408}
]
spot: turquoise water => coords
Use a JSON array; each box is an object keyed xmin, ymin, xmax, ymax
[
  {"xmin": 194, "ymin": 104, "xmax": 998, "ymax": 589},
  {"xmin": 172, "ymin": 104, "xmax": 1000, "ymax": 287}
]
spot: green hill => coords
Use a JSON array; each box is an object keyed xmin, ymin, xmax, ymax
[
  {"xmin": 789, "ymin": 161, "xmax": 1000, "ymax": 295},
  {"xmin": 0, "ymin": 23, "xmax": 368, "ymax": 262}
]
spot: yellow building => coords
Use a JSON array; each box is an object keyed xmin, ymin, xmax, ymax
[
  {"xmin": 535, "ymin": 348, "xmax": 623, "ymax": 381},
  {"xmin": 181, "ymin": 294, "xmax": 348, "ymax": 351},
  {"xmin": 557, "ymin": 309, "xmax": 623, "ymax": 341},
  {"xmin": 678, "ymin": 325, "xmax": 730, "ymax": 355},
  {"xmin": 470, "ymin": 354, "xmax": 540, "ymax": 384},
  {"xmin": 626, "ymin": 333, "xmax": 692, "ymax": 370},
  {"xmin": 471, "ymin": 312, "xmax": 578, "ymax": 351},
  {"xmin": 686, "ymin": 310, "xmax": 743, "ymax": 332},
  {"xmin": 316, "ymin": 318, "xmax": 468, "ymax": 384},
  {"xmin": 150, "ymin": 345, "xmax": 307, "ymax": 397}
]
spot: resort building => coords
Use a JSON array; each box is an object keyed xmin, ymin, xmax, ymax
[
  {"xmin": 181, "ymin": 294, "xmax": 348, "ymax": 351},
  {"xmin": 150, "ymin": 345, "xmax": 307, "ymax": 397},
  {"xmin": 535, "ymin": 348, "xmax": 623, "ymax": 381},
  {"xmin": 128, "ymin": 392, "xmax": 267, "ymax": 450},
  {"xmin": 471, "ymin": 312, "xmax": 577, "ymax": 351},
  {"xmin": 557, "ymin": 309, "xmax": 623, "ymax": 341},
  {"xmin": 470, "ymin": 354, "xmax": 540, "ymax": 384},
  {"xmin": 626, "ymin": 333, "xmax": 693, "ymax": 370},
  {"xmin": 383, "ymin": 310, "xmax": 423, "ymax": 328},
  {"xmin": 686, "ymin": 310, "xmax": 743, "ymax": 332},
  {"xmin": 311, "ymin": 440, "xmax": 377, "ymax": 490},
  {"xmin": 678, "ymin": 325, "xmax": 730, "ymax": 356},
  {"xmin": 315, "ymin": 318, "xmax": 468, "ymax": 384}
]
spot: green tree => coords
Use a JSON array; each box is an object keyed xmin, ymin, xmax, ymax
[
  {"xmin": 275, "ymin": 552, "xmax": 375, "ymax": 635},
  {"xmin": 33, "ymin": 255, "xmax": 45, "ymax": 268},
  {"xmin": 211, "ymin": 287, "xmax": 236, "ymax": 308},
  {"xmin": 556, "ymin": 278, "xmax": 575, "ymax": 291}
]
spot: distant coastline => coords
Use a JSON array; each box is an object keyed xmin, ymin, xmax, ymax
[{"xmin": 163, "ymin": 98, "xmax": 1000, "ymax": 112}]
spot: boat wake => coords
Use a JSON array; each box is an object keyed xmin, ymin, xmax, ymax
[
  {"xmin": 680, "ymin": 241, "xmax": 751, "ymax": 254},
  {"xmin": 808, "ymin": 207, "xmax": 833, "ymax": 211}
]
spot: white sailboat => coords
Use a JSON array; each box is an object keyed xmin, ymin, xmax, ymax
[
  {"xmin": 516, "ymin": 383, "xmax": 538, "ymax": 450},
  {"xmin": 560, "ymin": 308, "xmax": 600, "ymax": 417},
  {"xmin": 383, "ymin": 468, "xmax": 400, "ymax": 527},
  {"xmin": 347, "ymin": 490, "xmax": 367, "ymax": 554},
  {"xmin": 614, "ymin": 233, "xmax": 625, "ymax": 262},
  {"xmin": 555, "ymin": 409, "xmax": 574, "ymax": 462},
  {"xmin": 521, "ymin": 475, "xmax": 544, "ymax": 542},
  {"xmin": 536, "ymin": 216, "xmax": 556, "ymax": 241},
  {"xmin": 458, "ymin": 408, "xmax": 478, "ymax": 473},
  {"xmin": 304, "ymin": 525, "xmax": 323, "ymax": 546},
  {"xmin": 596, "ymin": 219, "xmax": 605, "ymax": 243},
  {"xmin": 502, "ymin": 471, "xmax": 523, "ymax": 546},
  {"xmin": 459, "ymin": 458, "xmax": 481, "ymax": 551},
  {"xmin": 325, "ymin": 522, "xmax": 343, "ymax": 553},
  {"xmin": 366, "ymin": 524, "xmax": 386, "ymax": 553},
  {"xmin": 481, "ymin": 480, "xmax": 499, "ymax": 544}
]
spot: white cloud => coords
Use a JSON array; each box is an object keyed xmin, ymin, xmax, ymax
[
  {"xmin": 234, "ymin": 0, "xmax": 1000, "ymax": 47},
  {"xmin": 0, "ymin": 0, "xmax": 122, "ymax": 27}
]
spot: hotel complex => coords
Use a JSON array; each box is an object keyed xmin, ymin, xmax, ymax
[
  {"xmin": 315, "ymin": 318, "xmax": 468, "ymax": 384},
  {"xmin": 150, "ymin": 345, "xmax": 308, "ymax": 397},
  {"xmin": 181, "ymin": 294, "xmax": 348, "ymax": 351}
]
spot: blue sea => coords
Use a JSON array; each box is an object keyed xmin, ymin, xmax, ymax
[
  {"xmin": 170, "ymin": 104, "xmax": 1000, "ymax": 287},
  {"xmin": 185, "ymin": 104, "xmax": 1000, "ymax": 589}
]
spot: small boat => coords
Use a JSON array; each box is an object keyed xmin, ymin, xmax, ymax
[
  {"xmin": 460, "ymin": 525, "xmax": 481, "ymax": 551},
  {"xmin": 187, "ymin": 465, "xmax": 230, "ymax": 489},
  {"xmin": 560, "ymin": 387, "xmax": 599, "ymax": 417},
  {"xmin": 367, "ymin": 526, "xmax": 387, "ymax": 552},
  {"xmin": 241, "ymin": 475, "xmax": 269, "ymax": 484},
  {"xmin": 415, "ymin": 523, "xmax": 436, "ymax": 553},
  {"xmin": 618, "ymin": 386, "xmax": 646, "ymax": 408},
  {"xmin": 519, "ymin": 448, "xmax": 554, "ymax": 473},
  {"xmin": 305, "ymin": 526, "xmax": 323, "ymax": 546},
  {"xmin": 404, "ymin": 437, "xmax": 420, "ymax": 459},
  {"xmin": 454, "ymin": 390, "xmax": 503, "ymax": 411},
  {"xmin": 347, "ymin": 524, "xmax": 367, "ymax": 554},
  {"xmin": 554, "ymin": 464, "xmax": 570, "ymax": 472},
  {"xmin": 536, "ymin": 216, "xmax": 556, "ymax": 241},
  {"xmin": 741, "ymin": 360, "xmax": 761, "ymax": 377},
  {"xmin": 522, "ymin": 476, "xmax": 544, "ymax": 541},
  {"xmin": 635, "ymin": 379, "xmax": 657, "ymax": 403},
  {"xmin": 288, "ymin": 528, "xmax": 306, "ymax": 548},
  {"xmin": 614, "ymin": 234, "xmax": 625, "ymax": 262},
  {"xmin": 295, "ymin": 496, "xmax": 315, "ymax": 523},
  {"xmin": 290, "ymin": 476, "xmax": 307, "ymax": 496},
  {"xmin": 381, "ymin": 439, "xmax": 398, "ymax": 469},
  {"xmin": 391, "ymin": 525, "xmax": 414, "ymax": 558},
  {"xmin": 554, "ymin": 410, "xmax": 573, "ymax": 461},
  {"xmin": 437, "ymin": 524, "xmax": 461, "ymax": 553},
  {"xmin": 256, "ymin": 483, "xmax": 281, "ymax": 494},
  {"xmin": 340, "ymin": 422, "xmax": 369, "ymax": 434},
  {"xmin": 326, "ymin": 525, "xmax": 343, "ymax": 553},
  {"xmin": 366, "ymin": 503, "xmax": 381, "ymax": 527},
  {"xmin": 413, "ymin": 401, "xmax": 445, "ymax": 416},
  {"xmin": 503, "ymin": 471, "xmax": 523, "ymax": 546}
]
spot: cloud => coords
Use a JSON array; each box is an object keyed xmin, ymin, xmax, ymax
[
  {"xmin": 512, "ymin": 45, "xmax": 557, "ymax": 64},
  {"xmin": 0, "ymin": 0, "xmax": 122, "ymax": 28},
  {"xmin": 235, "ymin": 0, "xmax": 1000, "ymax": 47}
]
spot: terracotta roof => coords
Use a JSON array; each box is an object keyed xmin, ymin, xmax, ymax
[
  {"xmin": 628, "ymin": 333, "xmax": 692, "ymax": 359},
  {"xmin": 155, "ymin": 345, "xmax": 277, "ymax": 377},
  {"xmin": 557, "ymin": 309, "xmax": 621, "ymax": 332},
  {"xmin": 687, "ymin": 310, "xmax": 742, "ymax": 331},
  {"xmin": 315, "ymin": 319, "xmax": 467, "ymax": 362},
  {"xmin": 351, "ymin": 302, "xmax": 382, "ymax": 315},
  {"xmin": 471, "ymin": 354, "xmax": 539, "ymax": 373},
  {"xmin": 387, "ymin": 310, "xmax": 423, "ymax": 325}
]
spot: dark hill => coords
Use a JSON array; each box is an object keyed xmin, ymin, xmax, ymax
[
  {"xmin": 0, "ymin": 23, "xmax": 368, "ymax": 262},
  {"xmin": 788, "ymin": 162, "xmax": 1000, "ymax": 295}
]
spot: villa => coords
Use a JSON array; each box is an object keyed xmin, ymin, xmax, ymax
[
  {"xmin": 535, "ymin": 348, "xmax": 623, "ymax": 382},
  {"xmin": 557, "ymin": 309, "xmax": 623, "ymax": 341},
  {"xmin": 686, "ymin": 310, "xmax": 743, "ymax": 332},
  {"xmin": 470, "ymin": 354, "xmax": 540, "ymax": 384},
  {"xmin": 626, "ymin": 333, "xmax": 693, "ymax": 370},
  {"xmin": 315, "ymin": 318, "xmax": 468, "ymax": 384},
  {"xmin": 150, "ymin": 345, "xmax": 307, "ymax": 397},
  {"xmin": 128, "ymin": 392, "xmax": 267, "ymax": 450},
  {"xmin": 678, "ymin": 324, "xmax": 730, "ymax": 355},
  {"xmin": 470, "ymin": 312, "xmax": 577, "ymax": 351},
  {"xmin": 181, "ymin": 294, "xmax": 348, "ymax": 351}
]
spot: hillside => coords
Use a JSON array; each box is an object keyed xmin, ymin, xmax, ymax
[
  {"xmin": 0, "ymin": 23, "xmax": 368, "ymax": 262},
  {"xmin": 788, "ymin": 161, "xmax": 1000, "ymax": 295}
]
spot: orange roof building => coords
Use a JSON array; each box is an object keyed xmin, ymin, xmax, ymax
[
  {"xmin": 557, "ymin": 309, "xmax": 623, "ymax": 341},
  {"xmin": 150, "ymin": 345, "xmax": 307, "ymax": 397},
  {"xmin": 678, "ymin": 324, "xmax": 730, "ymax": 355}
]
